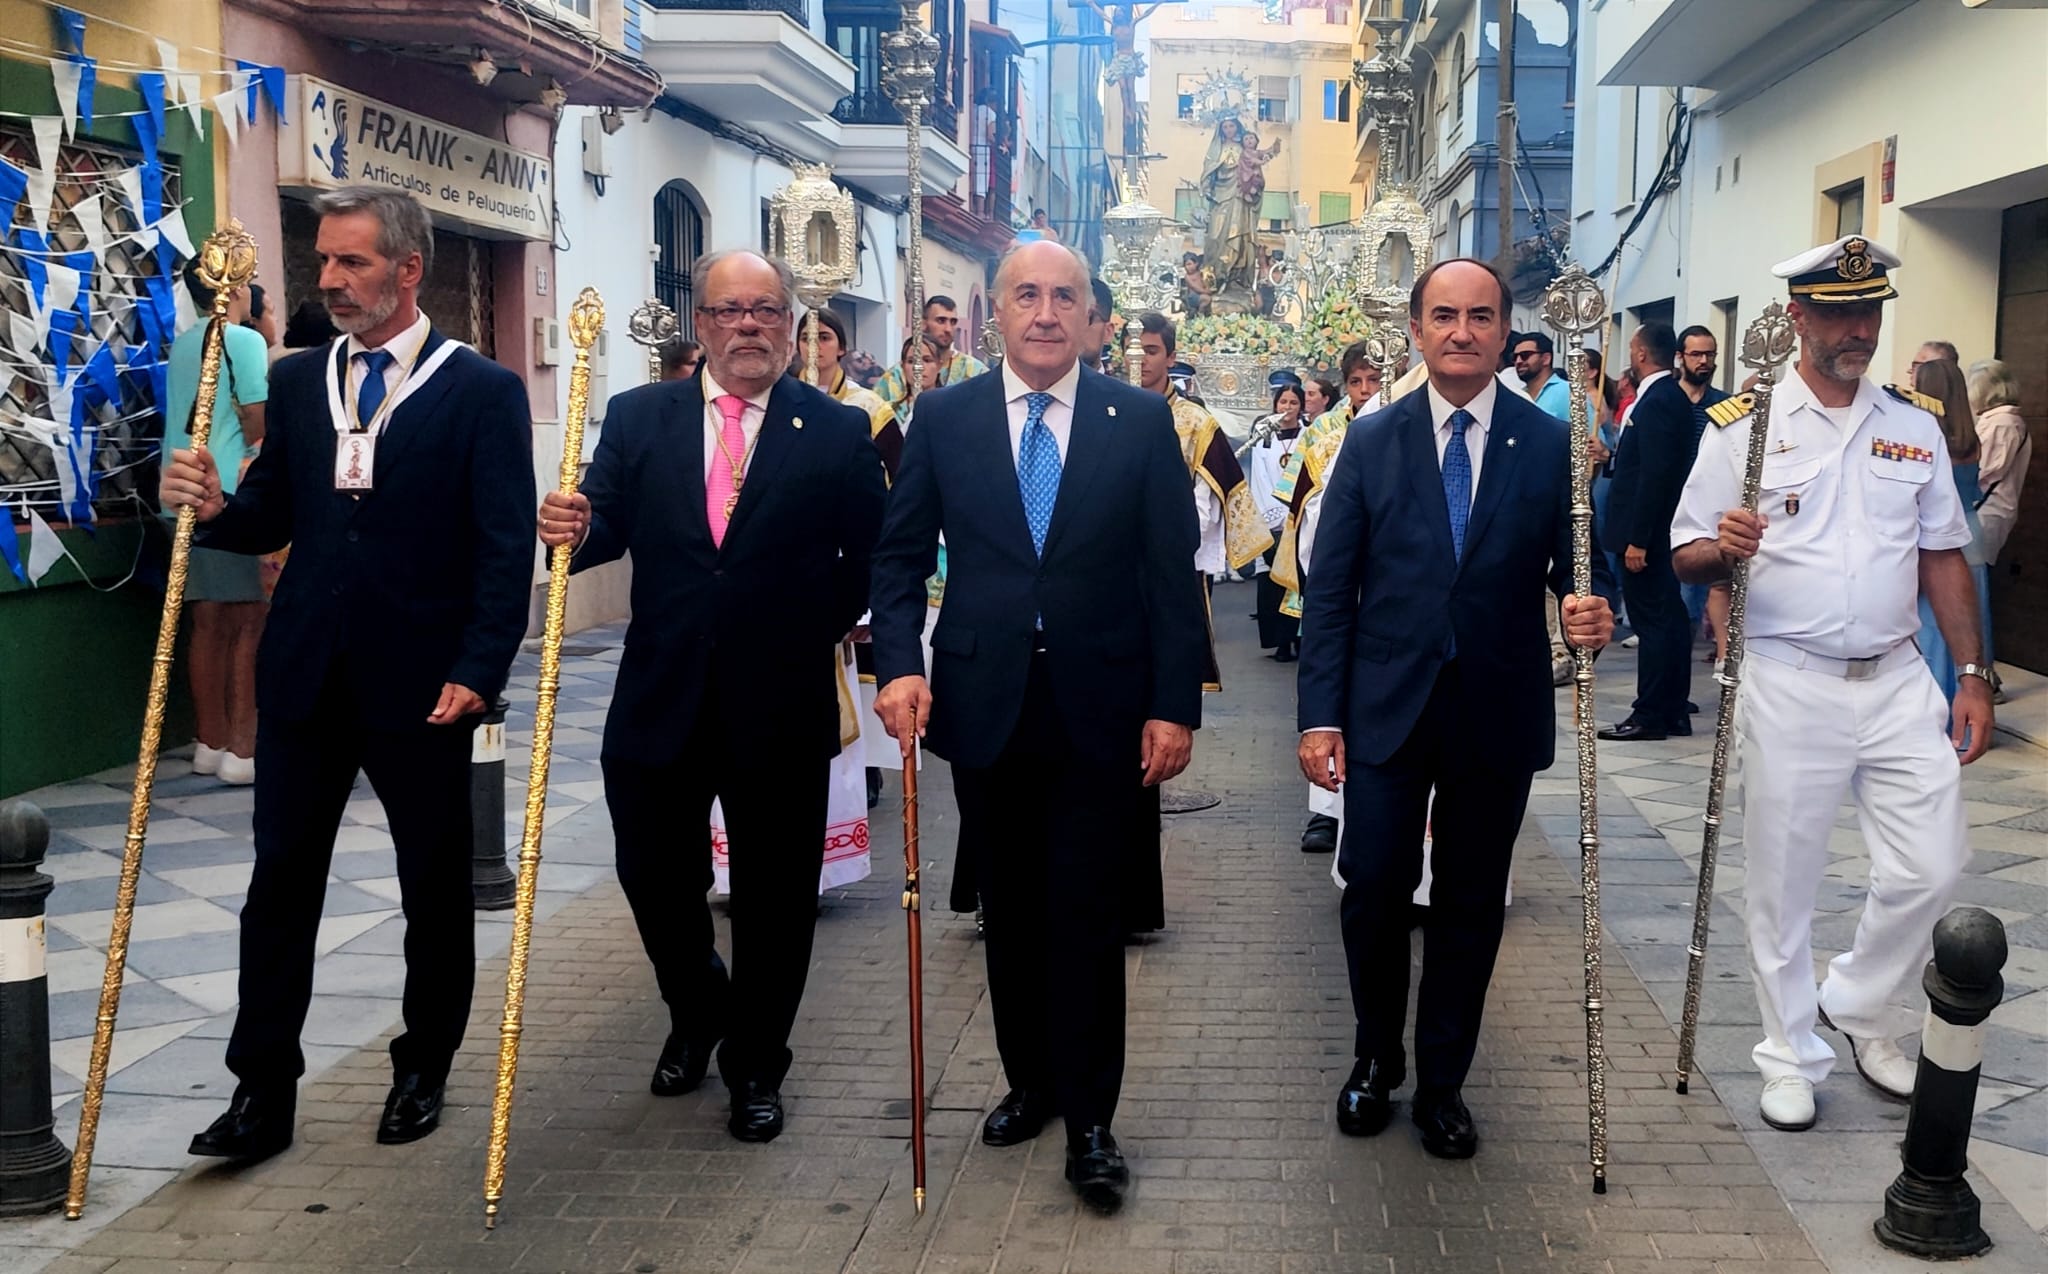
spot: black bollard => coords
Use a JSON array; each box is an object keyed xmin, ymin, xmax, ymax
[
  {"xmin": 1873, "ymin": 906, "xmax": 2008, "ymax": 1260},
  {"xmin": 471, "ymin": 698, "xmax": 515, "ymax": 911},
  {"xmin": 0, "ymin": 800, "xmax": 72, "ymax": 1216}
]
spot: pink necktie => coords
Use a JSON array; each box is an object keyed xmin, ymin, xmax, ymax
[{"xmin": 707, "ymin": 393, "xmax": 748, "ymax": 546}]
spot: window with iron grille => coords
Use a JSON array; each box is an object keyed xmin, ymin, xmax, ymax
[
  {"xmin": 654, "ymin": 180, "xmax": 705, "ymax": 340},
  {"xmin": 0, "ymin": 129, "xmax": 183, "ymax": 523}
]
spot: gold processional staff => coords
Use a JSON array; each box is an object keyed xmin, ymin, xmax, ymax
[
  {"xmin": 1542, "ymin": 264, "xmax": 1611, "ymax": 1195},
  {"xmin": 65, "ymin": 220, "xmax": 260, "ymax": 1220},
  {"xmin": 483, "ymin": 286, "xmax": 606, "ymax": 1227},
  {"xmin": 1673, "ymin": 303, "xmax": 1796, "ymax": 1094}
]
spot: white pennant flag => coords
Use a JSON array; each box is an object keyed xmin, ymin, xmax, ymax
[
  {"xmin": 7, "ymin": 310, "xmax": 42, "ymax": 361},
  {"xmin": 46, "ymin": 262, "xmax": 81, "ymax": 316},
  {"xmin": 116, "ymin": 167, "xmax": 146, "ymax": 222},
  {"xmin": 31, "ymin": 116, "xmax": 63, "ymax": 171},
  {"xmin": 156, "ymin": 207, "xmax": 197, "ymax": 261},
  {"xmin": 156, "ymin": 38, "xmax": 181, "ymax": 79},
  {"xmin": 73, "ymin": 192, "xmax": 109, "ymax": 260},
  {"xmin": 213, "ymin": 88, "xmax": 241, "ymax": 148},
  {"xmin": 178, "ymin": 74, "xmax": 205, "ymax": 138},
  {"xmin": 45, "ymin": 382, "xmax": 79, "ymax": 515},
  {"xmin": 50, "ymin": 59, "xmax": 82, "ymax": 139},
  {"xmin": 24, "ymin": 156, "xmax": 56, "ymax": 235},
  {"xmin": 27, "ymin": 509, "xmax": 65, "ymax": 583}
]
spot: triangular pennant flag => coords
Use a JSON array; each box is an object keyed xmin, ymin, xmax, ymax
[
  {"xmin": 177, "ymin": 74, "xmax": 205, "ymax": 137},
  {"xmin": 62, "ymin": 386, "xmax": 95, "ymax": 524},
  {"xmin": 8, "ymin": 310, "xmax": 40, "ymax": 362},
  {"xmin": 154, "ymin": 37, "xmax": 179, "ymax": 78},
  {"xmin": 64, "ymin": 250, "xmax": 95, "ymax": 336},
  {"xmin": 49, "ymin": 59, "xmax": 81, "ymax": 138},
  {"xmin": 26, "ymin": 510, "xmax": 65, "ymax": 583},
  {"xmin": 0, "ymin": 156, "xmax": 26, "ymax": 223},
  {"xmin": 73, "ymin": 191, "xmax": 108, "ymax": 260},
  {"xmin": 14, "ymin": 228, "xmax": 51, "ymax": 318},
  {"xmin": 259, "ymin": 66, "xmax": 285, "ymax": 120},
  {"xmin": 83, "ymin": 340, "xmax": 122, "ymax": 407},
  {"xmin": 115, "ymin": 166, "xmax": 144, "ymax": 221},
  {"xmin": 47, "ymin": 306, "xmax": 79, "ymax": 385},
  {"xmin": 54, "ymin": 7, "xmax": 87, "ymax": 54},
  {"xmin": 214, "ymin": 88, "xmax": 241, "ymax": 147},
  {"xmin": 77, "ymin": 56, "xmax": 96, "ymax": 127},
  {"xmin": 236, "ymin": 60, "xmax": 264, "ymax": 122},
  {"xmin": 156, "ymin": 207, "xmax": 197, "ymax": 261},
  {"xmin": 24, "ymin": 155, "xmax": 56, "ymax": 234},
  {"xmin": 45, "ymin": 380, "xmax": 79, "ymax": 517},
  {"xmin": 0, "ymin": 518, "xmax": 26, "ymax": 585},
  {"xmin": 137, "ymin": 72, "xmax": 167, "ymax": 148},
  {"xmin": 46, "ymin": 261, "xmax": 81, "ymax": 315},
  {"xmin": 31, "ymin": 116, "xmax": 62, "ymax": 172}
]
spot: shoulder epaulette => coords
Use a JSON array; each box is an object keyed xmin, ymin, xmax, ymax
[
  {"xmin": 1705, "ymin": 393, "xmax": 1754, "ymax": 428},
  {"xmin": 1883, "ymin": 383, "xmax": 1943, "ymax": 417}
]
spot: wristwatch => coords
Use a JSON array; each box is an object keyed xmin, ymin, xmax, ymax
[{"xmin": 1957, "ymin": 663, "xmax": 1994, "ymax": 686}]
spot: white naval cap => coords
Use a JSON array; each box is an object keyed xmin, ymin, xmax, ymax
[{"xmin": 1770, "ymin": 235, "xmax": 1900, "ymax": 303}]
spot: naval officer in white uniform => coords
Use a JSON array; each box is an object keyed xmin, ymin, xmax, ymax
[{"xmin": 1672, "ymin": 235, "xmax": 1993, "ymax": 1132}]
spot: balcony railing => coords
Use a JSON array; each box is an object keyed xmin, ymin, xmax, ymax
[
  {"xmin": 832, "ymin": 87, "xmax": 901, "ymax": 125},
  {"xmin": 648, "ymin": 0, "xmax": 805, "ymax": 19},
  {"xmin": 970, "ymin": 142, "xmax": 1014, "ymax": 226}
]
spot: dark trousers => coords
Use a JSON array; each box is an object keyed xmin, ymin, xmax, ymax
[
  {"xmin": 1337, "ymin": 662, "xmax": 1533, "ymax": 1093},
  {"xmin": 228, "ymin": 665, "xmax": 476, "ymax": 1090},
  {"xmin": 602, "ymin": 679, "xmax": 830, "ymax": 1090},
  {"xmin": 952, "ymin": 653, "xmax": 1133, "ymax": 1139},
  {"xmin": 1621, "ymin": 546, "xmax": 1691, "ymax": 728},
  {"xmin": 1255, "ymin": 549, "xmax": 1295, "ymax": 651}
]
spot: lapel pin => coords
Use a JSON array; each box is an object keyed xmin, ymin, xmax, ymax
[
  {"xmin": 1107, "ymin": 405, "xmax": 1117, "ymax": 417},
  {"xmin": 1506, "ymin": 436, "xmax": 1517, "ymax": 448},
  {"xmin": 793, "ymin": 416, "xmax": 804, "ymax": 430}
]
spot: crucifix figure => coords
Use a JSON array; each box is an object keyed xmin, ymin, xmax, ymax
[{"xmin": 1085, "ymin": 0, "xmax": 1167, "ymax": 172}]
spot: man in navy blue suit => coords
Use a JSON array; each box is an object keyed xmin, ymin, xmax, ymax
[
  {"xmin": 539, "ymin": 249, "xmax": 886, "ymax": 1144},
  {"xmin": 1296, "ymin": 258, "xmax": 1614, "ymax": 1161},
  {"xmin": 869, "ymin": 240, "xmax": 1209, "ymax": 1213},
  {"xmin": 161, "ymin": 187, "xmax": 537, "ymax": 1159}
]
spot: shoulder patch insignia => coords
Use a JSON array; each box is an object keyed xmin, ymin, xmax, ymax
[
  {"xmin": 1705, "ymin": 393, "xmax": 1754, "ymax": 428},
  {"xmin": 1883, "ymin": 383, "xmax": 1944, "ymax": 417}
]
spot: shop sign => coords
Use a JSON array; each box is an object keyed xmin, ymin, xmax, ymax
[{"xmin": 280, "ymin": 75, "xmax": 552, "ymax": 242}]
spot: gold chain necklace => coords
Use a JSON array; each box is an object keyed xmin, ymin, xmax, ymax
[{"xmin": 712, "ymin": 410, "xmax": 763, "ymax": 520}]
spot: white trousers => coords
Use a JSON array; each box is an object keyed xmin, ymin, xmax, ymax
[{"xmin": 1735, "ymin": 645, "xmax": 1968, "ymax": 1083}]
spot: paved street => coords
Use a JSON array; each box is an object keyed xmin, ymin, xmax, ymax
[{"xmin": 3, "ymin": 586, "xmax": 2044, "ymax": 1273}]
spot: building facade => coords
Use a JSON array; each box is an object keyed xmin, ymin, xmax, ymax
[{"xmin": 1569, "ymin": 0, "xmax": 2048, "ymax": 671}]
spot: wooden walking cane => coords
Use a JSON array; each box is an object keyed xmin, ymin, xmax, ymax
[
  {"xmin": 901, "ymin": 754, "xmax": 928, "ymax": 1215},
  {"xmin": 483, "ymin": 286, "xmax": 606, "ymax": 1227},
  {"xmin": 66, "ymin": 221, "xmax": 258, "ymax": 1220},
  {"xmin": 1673, "ymin": 303, "xmax": 1796, "ymax": 1095},
  {"xmin": 1543, "ymin": 264, "xmax": 1611, "ymax": 1194}
]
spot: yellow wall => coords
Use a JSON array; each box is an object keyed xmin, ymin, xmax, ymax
[
  {"xmin": 1145, "ymin": 4, "xmax": 1362, "ymax": 242},
  {"xmin": 0, "ymin": 0, "xmax": 229, "ymax": 199}
]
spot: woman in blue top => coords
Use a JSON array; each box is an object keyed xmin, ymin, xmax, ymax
[{"xmin": 161, "ymin": 259, "xmax": 272, "ymax": 783}]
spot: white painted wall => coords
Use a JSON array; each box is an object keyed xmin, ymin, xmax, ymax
[{"xmin": 1571, "ymin": 0, "xmax": 2048, "ymax": 377}]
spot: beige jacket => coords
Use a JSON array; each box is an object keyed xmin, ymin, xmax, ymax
[{"xmin": 1975, "ymin": 403, "xmax": 2031, "ymax": 564}]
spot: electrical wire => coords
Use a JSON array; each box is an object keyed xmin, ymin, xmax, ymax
[{"xmin": 1587, "ymin": 92, "xmax": 1690, "ymax": 282}]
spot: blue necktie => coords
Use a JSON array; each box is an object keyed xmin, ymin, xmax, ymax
[
  {"xmin": 1017, "ymin": 391, "xmax": 1060, "ymax": 557},
  {"xmin": 355, "ymin": 349, "xmax": 396, "ymax": 428},
  {"xmin": 1443, "ymin": 408, "xmax": 1474, "ymax": 561}
]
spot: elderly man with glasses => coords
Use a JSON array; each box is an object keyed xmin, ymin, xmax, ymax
[{"xmin": 539, "ymin": 248, "xmax": 888, "ymax": 1143}]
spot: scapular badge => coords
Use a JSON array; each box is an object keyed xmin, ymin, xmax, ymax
[{"xmin": 1785, "ymin": 492, "xmax": 1801, "ymax": 517}]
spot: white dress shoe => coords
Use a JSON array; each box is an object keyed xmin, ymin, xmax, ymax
[
  {"xmin": 218, "ymin": 752, "xmax": 256, "ymax": 786},
  {"xmin": 1817, "ymin": 1008, "xmax": 1916, "ymax": 1100},
  {"xmin": 191, "ymin": 742, "xmax": 225, "ymax": 776},
  {"xmin": 1760, "ymin": 1076, "xmax": 1815, "ymax": 1131}
]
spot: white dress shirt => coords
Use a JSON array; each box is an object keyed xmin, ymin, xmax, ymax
[
  {"xmin": 344, "ymin": 310, "xmax": 431, "ymax": 421},
  {"xmin": 1615, "ymin": 367, "xmax": 1671, "ymax": 432},
  {"xmin": 1425, "ymin": 376, "xmax": 1497, "ymax": 507},
  {"xmin": 1671, "ymin": 371, "xmax": 1970, "ymax": 660},
  {"xmin": 1002, "ymin": 359, "xmax": 1079, "ymax": 468},
  {"xmin": 701, "ymin": 369, "xmax": 771, "ymax": 484}
]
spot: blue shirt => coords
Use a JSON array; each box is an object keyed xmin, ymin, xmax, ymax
[
  {"xmin": 163, "ymin": 323, "xmax": 270, "ymax": 495},
  {"xmin": 1529, "ymin": 373, "xmax": 1571, "ymax": 422}
]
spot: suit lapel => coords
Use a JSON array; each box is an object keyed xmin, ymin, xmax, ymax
[
  {"xmin": 721, "ymin": 375, "xmax": 800, "ymax": 548},
  {"xmin": 673, "ymin": 378, "xmax": 715, "ymax": 557},
  {"xmin": 1040, "ymin": 371, "xmax": 1105, "ymax": 562},
  {"xmin": 971, "ymin": 374, "xmax": 1038, "ymax": 562},
  {"xmin": 369, "ymin": 330, "xmax": 454, "ymax": 481},
  {"xmin": 1459, "ymin": 399, "xmax": 1521, "ymax": 567},
  {"xmin": 1401, "ymin": 395, "xmax": 1458, "ymax": 570}
]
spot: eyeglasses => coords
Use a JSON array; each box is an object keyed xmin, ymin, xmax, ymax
[
  {"xmin": 697, "ymin": 303, "xmax": 790, "ymax": 329},
  {"xmin": 1512, "ymin": 350, "xmax": 1542, "ymax": 361}
]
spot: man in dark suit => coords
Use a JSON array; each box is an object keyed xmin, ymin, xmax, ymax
[
  {"xmin": 1296, "ymin": 258, "xmax": 1614, "ymax": 1161},
  {"xmin": 1598, "ymin": 321, "xmax": 1696, "ymax": 741},
  {"xmin": 160, "ymin": 187, "xmax": 537, "ymax": 1159},
  {"xmin": 538, "ymin": 249, "xmax": 886, "ymax": 1143},
  {"xmin": 869, "ymin": 240, "xmax": 1208, "ymax": 1213}
]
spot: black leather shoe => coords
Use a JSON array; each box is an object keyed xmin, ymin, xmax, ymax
[
  {"xmin": 981, "ymin": 1089, "xmax": 1051, "ymax": 1147},
  {"xmin": 651, "ymin": 1031, "xmax": 719, "ymax": 1097},
  {"xmin": 1064, "ymin": 1127, "xmax": 1129, "ymax": 1214},
  {"xmin": 1667, "ymin": 718, "xmax": 1694, "ymax": 737},
  {"xmin": 728, "ymin": 1080, "xmax": 785, "ymax": 1143},
  {"xmin": 1411, "ymin": 1088, "xmax": 1478, "ymax": 1159},
  {"xmin": 1597, "ymin": 719, "xmax": 1668, "ymax": 742},
  {"xmin": 1300, "ymin": 813, "xmax": 1338, "ymax": 854},
  {"xmin": 1684, "ymin": 699, "xmax": 1700, "ymax": 715},
  {"xmin": 188, "ymin": 1086, "xmax": 294, "ymax": 1161},
  {"xmin": 1336, "ymin": 1060, "xmax": 1398, "ymax": 1137},
  {"xmin": 375, "ymin": 1074, "xmax": 444, "ymax": 1145}
]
